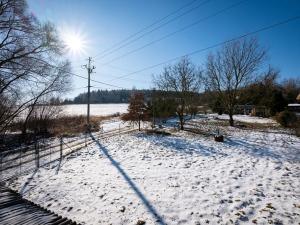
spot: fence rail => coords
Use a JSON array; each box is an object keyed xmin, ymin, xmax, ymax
[{"xmin": 0, "ymin": 126, "xmax": 137, "ymax": 182}]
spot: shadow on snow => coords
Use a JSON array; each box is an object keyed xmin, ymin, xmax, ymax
[
  {"xmin": 90, "ymin": 133, "xmax": 167, "ymax": 225},
  {"xmin": 135, "ymin": 133, "xmax": 228, "ymax": 157},
  {"xmin": 135, "ymin": 132, "xmax": 299, "ymax": 163},
  {"xmin": 225, "ymin": 137, "xmax": 300, "ymax": 163}
]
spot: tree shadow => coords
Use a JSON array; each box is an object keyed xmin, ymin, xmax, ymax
[
  {"xmin": 135, "ymin": 133, "xmax": 299, "ymax": 163},
  {"xmin": 90, "ymin": 134, "xmax": 167, "ymax": 225},
  {"xmin": 135, "ymin": 133, "xmax": 228, "ymax": 157},
  {"xmin": 225, "ymin": 137, "xmax": 300, "ymax": 163}
]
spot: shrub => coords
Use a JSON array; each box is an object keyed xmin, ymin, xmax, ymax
[{"xmin": 276, "ymin": 111, "xmax": 297, "ymax": 127}]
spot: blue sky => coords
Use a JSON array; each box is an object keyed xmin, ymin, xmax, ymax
[{"xmin": 27, "ymin": 0, "xmax": 300, "ymax": 98}]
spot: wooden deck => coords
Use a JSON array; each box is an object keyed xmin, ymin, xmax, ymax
[{"xmin": 0, "ymin": 185, "xmax": 79, "ymax": 225}]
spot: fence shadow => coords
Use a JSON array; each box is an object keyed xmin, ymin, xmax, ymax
[
  {"xmin": 19, "ymin": 168, "xmax": 38, "ymax": 196},
  {"xmin": 90, "ymin": 134, "xmax": 167, "ymax": 225}
]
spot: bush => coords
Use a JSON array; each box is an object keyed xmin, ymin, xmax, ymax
[{"xmin": 276, "ymin": 111, "xmax": 297, "ymax": 127}]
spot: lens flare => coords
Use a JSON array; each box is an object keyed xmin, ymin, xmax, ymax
[{"xmin": 60, "ymin": 26, "xmax": 88, "ymax": 57}]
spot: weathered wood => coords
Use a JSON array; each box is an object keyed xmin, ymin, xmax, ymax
[{"xmin": 0, "ymin": 185, "xmax": 80, "ymax": 225}]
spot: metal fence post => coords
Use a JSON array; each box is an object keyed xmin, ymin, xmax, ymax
[
  {"xmin": 60, "ymin": 137, "xmax": 63, "ymax": 161},
  {"xmin": 0, "ymin": 151, "xmax": 2, "ymax": 180},
  {"xmin": 19, "ymin": 147, "xmax": 22, "ymax": 174},
  {"xmin": 49, "ymin": 142, "xmax": 52, "ymax": 168},
  {"xmin": 35, "ymin": 138, "xmax": 39, "ymax": 168}
]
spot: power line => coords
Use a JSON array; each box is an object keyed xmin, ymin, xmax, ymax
[
  {"xmin": 42, "ymin": 61, "xmax": 127, "ymax": 89},
  {"xmin": 102, "ymin": 0, "xmax": 247, "ymax": 65},
  {"xmin": 70, "ymin": 71, "xmax": 126, "ymax": 89},
  {"xmin": 41, "ymin": 15, "xmax": 300, "ymax": 91},
  {"xmin": 93, "ymin": 0, "xmax": 199, "ymax": 58},
  {"xmin": 107, "ymin": 15, "xmax": 300, "ymax": 82},
  {"xmin": 15, "ymin": 53, "xmax": 127, "ymax": 90},
  {"xmin": 94, "ymin": 0, "xmax": 212, "ymax": 60},
  {"xmin": 71, "ymin": 86, "xmax": 88, "ymax": 90}
]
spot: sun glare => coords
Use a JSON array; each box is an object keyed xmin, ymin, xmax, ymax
[{"xmin": 60, "ymin": 27, "xmax": 88, "ymax": 57}]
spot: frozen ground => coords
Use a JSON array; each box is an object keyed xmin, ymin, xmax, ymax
[
  {"xmin": 62, "ymin": 104, "xmax": 128, "ymax": 116},
  {"xmin": 7, "ymin": 116, "xmax": 300, "ymax": 225},
  {"xmin": 214, "ymin": 114, "xmax": 277, "ymax": 125}
]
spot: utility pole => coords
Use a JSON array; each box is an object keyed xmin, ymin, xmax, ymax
[
  {"xmin": 152, "ymin": 88, "xmax": 155, "ymax": 129},
  {"xmin": 83, "ymin": 57, "xmax": 95, "ymax": 132}
]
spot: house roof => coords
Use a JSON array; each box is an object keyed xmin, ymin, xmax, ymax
[{"xmin": 288, "ymin": 103, "xmax": 300, "ymax": 107}]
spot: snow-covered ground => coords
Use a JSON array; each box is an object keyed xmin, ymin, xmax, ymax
[
  {"xmin": 214, "ymin": 114, "xmax": 277, "ymax": 124},
  {"xmin": 62, "ymin": 104, "xmax": 128, "ymax": 116},
  {"xmin": 7, "ymin": 116, "xmax": 300, "ymax": 225}
]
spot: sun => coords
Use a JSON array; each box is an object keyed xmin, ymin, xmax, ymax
[
  {"xmin": 66, "ymin": 35, "xmax": 83, "ymax": 52},
  {"xmin": 60, "ymin": 27, "xmax": 88, "ymax": 57}
]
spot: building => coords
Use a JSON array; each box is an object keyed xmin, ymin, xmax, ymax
[{"xmin": 288, "ymin": 103, "xmax": 300, "ymax": 117}]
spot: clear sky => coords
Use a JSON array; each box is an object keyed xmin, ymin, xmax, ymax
[{"xmin": 27, "ymin": 0, "xmax": 300, "ymax": 98}]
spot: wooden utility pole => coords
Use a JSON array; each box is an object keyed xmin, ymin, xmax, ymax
[{"xmin": 83, "ymin": 57, "xmax": 95, "ymax": 132}]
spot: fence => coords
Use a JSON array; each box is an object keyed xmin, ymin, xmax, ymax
[
  {"xmin": 0, "ymin": 124, "xmax": 137, "ymax": 183},
  {"xmin": 0, "ymin": 136, "xmax": 83, "ymax": 183}
]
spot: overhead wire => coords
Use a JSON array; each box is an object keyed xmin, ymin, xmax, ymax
[
  {"xmin": 93, "ymin": 0, "xmax": 199, "ymax": 58},
  {"xmin": 35, "ymin": 60, "xmax": 127, "ymax": 89},
  {"xmin": 101, "ymin": 0, "xmax": 247, "ymax": 65},
  {"xmin": 93, "ymin": 0, "xmax": 212, "ymax": 60},
  {"xmin": 44, "ymin": 14, "xmax": 300, "ymax": 91},
  {"xmin": 107, "ymin": 15, "xmax": 300, "ymax": 82}
]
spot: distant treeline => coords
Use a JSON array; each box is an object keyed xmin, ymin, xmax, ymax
[{"xmin": 64, "ymin": 89, "xmax": 154, "ymax": 104}]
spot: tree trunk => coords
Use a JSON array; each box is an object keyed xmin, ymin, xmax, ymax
[
  {"xmin": 229, "ymin": 113, "xmax": 234, "ymax": 126},
  {"xmin": 138, "ymin": 119, "xmax": 141, "ymax": 131},
  {"xmin": 180, "ymin": 122, "xmax": 184, "ymax": 130},
  {"xmin": 179, "ymin": 115, "xmax": 184, "ymax": 130}
]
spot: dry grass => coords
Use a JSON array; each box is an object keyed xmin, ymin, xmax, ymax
[
  {"xmin": 9, "ymin": 114, "xmax": 118, "ymax": 137},
  {"xmin": 50, "ymin": 115, "xmax": 116, "ymax": 136}
]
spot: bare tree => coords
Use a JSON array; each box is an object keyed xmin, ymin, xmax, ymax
[
  {"xmin": 21, "ymin": 62, "xmax": 71, "ymax": 135},
  {"xmin": 154, "ymin": 57, "xmax": 202, "ymax": 130},
  {"xmin": 0, "ymin": 0, "xmax": 71, "ymax": 134},
  {"xmin": 26, "ymin": 97, "xmax": 63, "ymax": 135},
  {"xmin": 205, "ymin": 38, "xmax": 266, "ymax": 126},
  {"xmin": 282, "ymin": 77, "xmax": 300, "ymax": 103}
]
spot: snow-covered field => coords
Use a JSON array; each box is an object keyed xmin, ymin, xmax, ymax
[
  {"xmin": 215, "ymin": 114, "xmax": 277, "ymax": 124},
  {"xmin": 7, "ymin": 116, "xmax": 300, "ymax": 225},
  {"xmin": 62, "ymin": 104, "xmax": 128, "ymax": 116}
]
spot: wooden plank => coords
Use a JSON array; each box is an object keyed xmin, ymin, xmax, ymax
[{"xmin": 0, "ymin": 185, "xmax": 79, "ymax": 225}]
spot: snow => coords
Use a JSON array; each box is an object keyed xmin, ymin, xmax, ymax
[
  {"xmin": 101, "ymin": 119, "xmax": 131, "ymax": 132},
  {"xmin": 62, "ymin": 104, "xmax": 128, "ymax": 116},
  {"xmin": 212, "ymin": 114, "xmax": 277, "ymax": 124},
  {"xmin": 7, "ymin": 115, "xmax": 300, "ymax": 225}
]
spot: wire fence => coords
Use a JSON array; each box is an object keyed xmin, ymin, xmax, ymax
[
  {"xmin": 0, "ymin": 124, "xmax": 136, "ymax": 183},
  {"xmin": 0, "ymin": 136, "xmax": 78, "ymax": 183}
]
